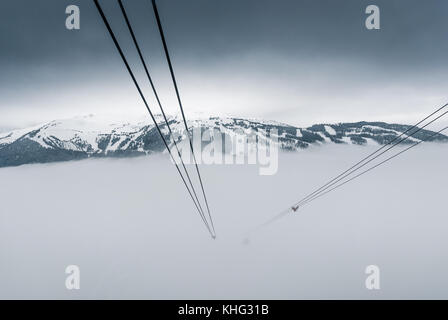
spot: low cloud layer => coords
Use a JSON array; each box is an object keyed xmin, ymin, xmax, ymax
[{"xmin": 0, "ymin": 145, "xmax": 447, "ymax": 298}]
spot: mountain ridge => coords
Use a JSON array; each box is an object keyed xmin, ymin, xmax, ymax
[{"xmin": 0, "ymin": 114, "xmax": 446, "ymax": 168}]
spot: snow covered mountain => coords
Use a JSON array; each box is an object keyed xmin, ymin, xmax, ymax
[{"xmin": 0, "ymin": 114, "xmax": 446, "ymax": 168}]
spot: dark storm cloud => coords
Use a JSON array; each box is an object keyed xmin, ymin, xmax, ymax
[
  {"xmin": 0, "ymin": 0, "xmax": 447, "ymax": 128},
  {"xmin": 2, "ymin": 0, "xmax": 447, "ymax": 79},
  {"xmin": 156, "ymin": 0, "xmax": 448, "ymax": 68}
]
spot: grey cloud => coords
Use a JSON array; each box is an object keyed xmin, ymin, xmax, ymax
[{"xmin": 1, "ymin": 0, "xmax": 447, "ymax": 128}]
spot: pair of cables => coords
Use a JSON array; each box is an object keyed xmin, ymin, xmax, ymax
[
  {"xmin": 94, "ymin": 0, "xmax": 216, "ymax": 238},
  {"xmin": 257, "ymin": 103, "xmax": 448, "ymax": 230},
  {"xmin": 294, "ymin": 103, "xmax": 447, "ymax": 209}
]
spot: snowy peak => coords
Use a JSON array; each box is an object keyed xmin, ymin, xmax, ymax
[{"xmin": 0, "ymin": 115, "xmax": 446, "ymax": 168}]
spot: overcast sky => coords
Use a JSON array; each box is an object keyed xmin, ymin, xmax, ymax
[{"xmin": 1, "ymin": 0, "xmax": 447, "ymax": 131}]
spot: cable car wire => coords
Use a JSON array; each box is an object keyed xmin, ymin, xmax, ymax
[
  {"xmin": 93, "ymin": 0, "xmax": 214, "ymax": 237},
  {"xmin": 254, "ymin": 105, "xmax": 448, "ymax": 232},
  {"xmin": 301, "ymin": 125, "xmax": 448, "ymax": 207},
  {"xmin": 117, "ymin": 0, "xmax": 211, "ymax": 233},
  {"xmin": 151, "ymin": 0, "xmax": 216, "ymax": 236},
  {"xmin": 294, "ymin": 107, "xmax": 448, "ymax": 208},
  {"xmin": 294, "ymin": 103, "xmax": 448, "ymax": 207}
]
